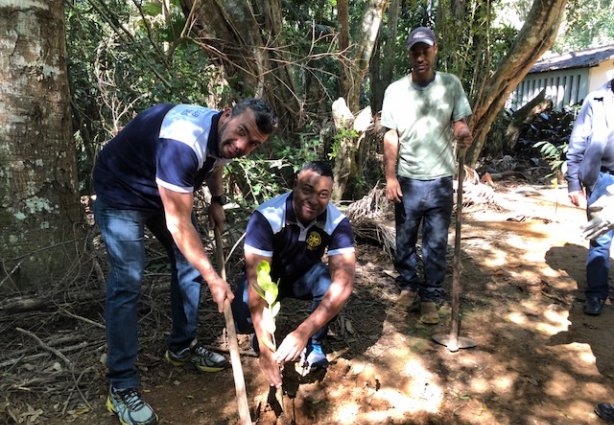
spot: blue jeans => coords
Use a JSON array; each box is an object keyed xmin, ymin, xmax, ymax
[
  {"xmin": 231, "ymin": 262, "xmax": 332, "ymax": 344},
  {"xmin": 395, "ymin": 176, "xmax": 453, "ymax": 301},
  {"xmin": 586, "ymin": 171, "xmax": 614, "ymax": 300},
  {"xmin": 94, "ymin": 200, "xmax": 203, "ymax": 389}
]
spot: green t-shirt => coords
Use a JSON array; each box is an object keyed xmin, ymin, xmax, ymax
[{"xmin": 381, "ymin": 72, "xmax": 472, "ymax": 179}]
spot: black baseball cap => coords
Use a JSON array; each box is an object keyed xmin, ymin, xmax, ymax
[{"xmin": 407, "ymin": 27, "xmax": 436, "ymax": 49}]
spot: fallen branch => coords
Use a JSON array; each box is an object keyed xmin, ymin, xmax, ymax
[
  {"xmin": 59, "ymin": 307, "xmax": 105, "ymax": 330},
  {"xmin": 1, "ymin": 292, "xmax": 102, "ymax": 314},
  {"xmin": 0, "ymin": 341, "xmax": 92, "ymax": 368},
  {"xmin": 15, "ymin": 328, "xmax": 74, "ymax": 370}
]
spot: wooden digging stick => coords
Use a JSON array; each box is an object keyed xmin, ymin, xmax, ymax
[
  {"xmin": 432, "ymin": 147, "xmax": 476, "ymax": 352},
  {"xmin": 214, "ymin": 226, "xmax": 252, "ymax": 425}
]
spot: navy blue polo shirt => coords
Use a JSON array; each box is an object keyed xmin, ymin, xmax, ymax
[
  {"xmin": 93, "ymin": 104, "xmax": 229, "ymax": 210},
  {"xmin": 244, "ymin": 192, "xmax": 354, "ymax": 281}
]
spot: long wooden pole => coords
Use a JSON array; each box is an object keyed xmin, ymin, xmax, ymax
[
  {"xmin": 448, "ymin": 149, "xmax": 466, "ymax": 351},
  {"xmin": 431, "ymin": 147, "xmax": 477, "ymax": 351},
  {"xmin": 214, "ymin": 227, "xmax": 252, "ymax": 425}
]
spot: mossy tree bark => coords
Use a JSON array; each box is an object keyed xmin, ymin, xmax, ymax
[{"xmin": 0, "ymin": 0, "xmax": 83, "ymax": 290}]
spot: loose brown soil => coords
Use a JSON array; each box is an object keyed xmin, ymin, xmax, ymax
[{"xmin": 3, "ymin": 181, "xmax": 613, "ymax": 425}]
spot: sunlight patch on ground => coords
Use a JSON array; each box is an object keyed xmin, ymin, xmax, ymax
[
  {"xmin": 469, "ymin": 376, "xmax": 490, "ymax": 393},
  {"xmin": 492, "ymin": 374, "xmax": 516, "ymax": 392},
  {"xmin": 541, "ymin": 265, "xmax": 562, "ymax": 278},
  {"xmin": 564, "ymin": 342, "xmax": 597, "ymax": 365},
  {"xmin": 332, "ymin": 358, "xmax": 444, "ymax": 424},
  {"xmin": 334, "ymin": 403, "xmax": 360, "ymax": 424},
  {"xmin": 483, "ymin": 250, "xmax": 508, "ymax": 267},
  {"xmin": 535, "ymin": 321, "xmax": 568, "ymax": 335},
  {"xmin": 584, "ymin": 381, "xmax": 612, "ymax": 399},
  {"xmin": 505, "ymin": 311, "xmax": 528, "ymax": 325},
  {"xmin": 543, "ymin": 342, "xmax": 604, "ymax": 378},
  {"xmin": 505, "ymin": 306, "xmax": 570, "ymax": 336},
  {"xmin": 544, "ymin": 370, "xmax": 578, "ymax": 397},
  {"xmin": 400, "ymin": 359, "xmax": 444, "ymax": 412},
  {"xmin": 539, "ymin": 305, "xmax": 570, "ymax": 331},
  {"xmin": 578, "ymin": 349, "xmax": 597, "ymax": 365},
  {"xmin": 566, "ymin": 400, "xmax": 598, "ymax": 422},
  {"xmin": 505, "ymin": 232, "xmax": 542, "ymax": 252}
]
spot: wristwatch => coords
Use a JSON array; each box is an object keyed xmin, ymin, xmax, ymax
[{"xmin": 211, "ymin": 194, "xmax": 229, "ymax": 205}]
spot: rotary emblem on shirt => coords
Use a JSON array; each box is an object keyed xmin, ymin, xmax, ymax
[{"xmin": 306, "ymin": 231, "xmax": 322, "ymax": 250}]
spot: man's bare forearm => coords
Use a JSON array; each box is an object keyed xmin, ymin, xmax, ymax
[{"xmin": 383, "ymin": 129, "xmax": 399, "ymax": 180}]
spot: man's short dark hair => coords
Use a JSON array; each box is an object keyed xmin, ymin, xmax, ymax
[
  {"xmin": 299, "ymin": 161, "xmax": 334, "ymax": 182},
  {"xmin": 231, "ymin": 98, "xmax": 278, "ymax": 134}
]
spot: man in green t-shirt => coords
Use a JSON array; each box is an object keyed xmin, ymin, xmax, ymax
[{"xmin": 381, "ymin": 26, "xmax": 473, "ymax": 325}]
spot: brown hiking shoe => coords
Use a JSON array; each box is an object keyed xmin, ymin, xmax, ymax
[
  {"xmin": 419, "ymin": 301, "xmax": 439, "ymax": 325},
  {"xmin": 403, "ymin": 289, "xmax": 420, "ymax": 312},
  {"xmin": 399, "ymin": 288, "xmax": 420, "ymax": 313}
]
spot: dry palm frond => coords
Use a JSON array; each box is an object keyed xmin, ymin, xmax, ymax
[{"xmin": 347, "ymin": 187, "xmax": 396, "ymax": 256}]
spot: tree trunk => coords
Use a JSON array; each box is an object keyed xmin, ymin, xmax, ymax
[
  {"xmin": 339, "ymin": 0, "xmax": 388, "ymax": 113},
  {"xmin": 337, "ymin": 0, "xmax": 351, "ymax": 104},
  {"xmin": 180, "ymin": 0, "xmax": 302, "ymax": 133},
  {"xmin": 371, "ymin": 0, "xmax": 399, "ymax": 114},
  {"xmin": 467, "ymin": 0, "xmax": 568, "ymax": 165},
  {"xmin": 0, "ymin": 0, "xmax": 83, "ymax": 290},
  {"xmin": 332, "ymin": 0, "xmax": 387, "ymax": 200},
  {"xmin": 504, "ymin": 88, "xmax": 553, "ymax": 151},
  {"xmin": 331, "ymin": 98, "xmax": 356, "ymax": 201}
]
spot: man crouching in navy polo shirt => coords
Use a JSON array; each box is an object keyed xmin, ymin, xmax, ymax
[{"xmin": 231, "ymin": 161, "xmax": 356, "ymax": 388}]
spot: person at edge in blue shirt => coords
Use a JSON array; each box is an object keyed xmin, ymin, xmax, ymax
[
  {"xmin": 231, "ymin": 161, "xmax": 356, "ymax": 388},
  {"xmin": 568, "ymin": 80, "xmax": 614, "ymax": 424},
  {"xmin": 92, "ymin": 99, "xmax": 277, "ymax": 425},
  {"xmin": 566, "ymin": 78, "xmax": 614, "ymax": 318}
]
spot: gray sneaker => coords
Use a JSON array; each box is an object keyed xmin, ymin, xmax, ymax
[
  {"xmin": 165, "ymin": 345, "xmax": 228, "ymax": 372},
  {"xmin": 106, "ymin": 386, "xmax": 157, "ymax": 425}
]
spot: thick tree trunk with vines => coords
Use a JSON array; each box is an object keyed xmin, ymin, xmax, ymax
[
  {"xmin": 334, "ymin": 0, "xmax": 387, "ymax": 201},
  {"xmin": 370, "ymin": 0, "xmax": 399, "ymax": 114},
  {"xmin": 0, "ymin": 0, "xmax": 82, "ymax": 290},
  {"xmin": 338, "ymin": 0, "xmax": 388, "ymax": 114},
  {"xmin": 467, "ymin": 0, "xmax": 567, "ymax": 165},
  {"xmin": 180, "ymin": 0, "xmax": 302, "ymax": 133}
]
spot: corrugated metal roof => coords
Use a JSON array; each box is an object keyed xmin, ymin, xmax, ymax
[{"xmin": 529, "ymin": 44, "xmax": 614, "ymax": 74}]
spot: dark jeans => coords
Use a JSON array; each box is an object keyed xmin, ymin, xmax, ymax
[
  {"xmin": 94, "ymin": 200, "xmax": 203, "ymax": 389},
  {"xmin": 395, "ymin": 175, "xmax": 453, "ymax": 301},
  {"xmin": 586, "ymin": 171, "xmax": 614, "ymax": 300},
  {"xmin": 231, "ymin": 262, "xmax": 332, "ymax": 344}
]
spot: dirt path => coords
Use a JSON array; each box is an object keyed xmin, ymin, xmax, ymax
[{"xmin": 7, "ymin": 183, "xmax": 614, "ymax": 425}]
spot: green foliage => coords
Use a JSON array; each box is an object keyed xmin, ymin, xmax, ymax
[
  {"xmin": 526, "ymin": 107, "xmax": 578, "ymax": 176},
  {"xmin": 223, "ymin": 132, "xmax": 324, "ymax": 225},
  {"xmin": 489, "ymin": 25, "xmax": 520, "ymax": 69},
  {"xmin": 329, "ymin": 128, "xmax": 359, "ymax": 160},
  {"xmin": 533, "ymin": 140, "xmax": 568, "ymax": 176},
  {"xmin": 254, "ymin": 261, "xmax": 281, "ymax": 351},
  {"xmin": 553, "ymin": 0, "xmax": 614, "ymax": 52},
  {"xmin": 64, "ymin": 0, "xmax": 554, "ymax": 203},
  {"xmin": 65, "ymin": 0, "xmax": 228, "ymax": 194}
]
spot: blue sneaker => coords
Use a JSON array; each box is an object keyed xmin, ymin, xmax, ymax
[
  {"xmin": 300, "ymin": 341, "xmax": 329, "ymax": 371},
  {"xmin": 106, "ymin": 386, "xmax": 157, "ymax": 425}
]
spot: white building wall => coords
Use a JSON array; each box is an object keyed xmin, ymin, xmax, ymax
[
  {"xmin": 507, "ymin": 58, "xmax": 614, "ymax": 111},
  {"xmin": 507, "ymin": 68, "xmax": 589, "ymax": 111},
  {"xmin": 588, "ymin": 59, "xmax": 614, "ymax": 92}
]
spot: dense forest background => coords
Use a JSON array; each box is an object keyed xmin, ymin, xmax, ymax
[{"xmin": 1, "ymin": 0, "xmax": 613, "ymax": 290}]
